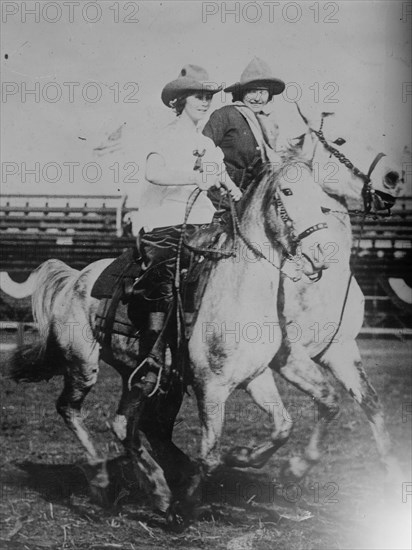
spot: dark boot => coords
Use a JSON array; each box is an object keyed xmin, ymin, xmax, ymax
[
  {"xmin": 129, "ymin": 312, "xmax": 167, "ymax": 397},
  {"xmin": 145, "ymin": 311, "xmax": 167, "ymax": 368}
]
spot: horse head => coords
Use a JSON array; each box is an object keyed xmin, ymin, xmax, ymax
[
  {"xmin": 294, "ymin": 103, "xmax": 405, "ymax": 213},
  {"xmin": 265, "ymin": 144, "xmax": 333, "ymax": 279},
  {"xmin": 236, "ymin": 137, "xmax": 330, "ymax": 280},
  {"xmin": 368, "ymin": 154, "xmax": 405, "ymax": 212}
]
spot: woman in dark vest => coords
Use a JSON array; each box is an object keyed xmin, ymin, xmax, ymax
[{"xmin": 203, "ymin": 57, "xmax": 285, "ymax": 211}]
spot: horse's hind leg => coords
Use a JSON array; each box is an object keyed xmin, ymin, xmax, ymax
[
  {"xmin": 272, "ymin": 344, "xmax": 340, "ymax": 481},
  {"xmin": 56, "ymin": 346, "xmax": 109, "ymax": 483},
  {"xmin": 224, "ymin": 368, "xmax": 292, "ymax": 468},
  {"xmin": 319, "ymin": 340, "xmax": 403, "ymax": 486}
]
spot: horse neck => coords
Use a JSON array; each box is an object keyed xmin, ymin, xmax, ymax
[
  {"xmin": 211, "ymin": 172, "xmax": 282, "ymax": 295},
  {"xmin": 314, "ymin": 145, "xmax": 365, "ymax": 207},
  {"xmin": 237, "ymin": 170, "xmax": 277, "ymax": 250},
  {"xmin": 320, "ymin": 189, "xmax": 353, "ymax": 260}
]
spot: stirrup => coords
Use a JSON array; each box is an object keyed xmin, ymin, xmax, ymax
[
  {"xmin": 127, "ymin": 357, "xmax": 163, "ymax": 397},
  {"xmin": 127, "ymin": 306, "xmax": 170, "ymax": 395}
]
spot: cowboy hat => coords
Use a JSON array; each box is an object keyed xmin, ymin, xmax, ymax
[
  {"xmin": 161, "ymin": 64, "xmax": 223, "ymax": 107},
  {"xmin": 224, "ymin": 57, "xmax": 285, "ymax": 95}
]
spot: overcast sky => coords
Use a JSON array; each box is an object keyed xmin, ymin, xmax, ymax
[{"xmin": 1, "ymin": 1, "xmax": 411, "ymax": 198}]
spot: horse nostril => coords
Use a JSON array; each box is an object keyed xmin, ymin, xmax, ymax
[{"xmin": 384, "ymin": 171, "xmax": 399, "ymax": 189}]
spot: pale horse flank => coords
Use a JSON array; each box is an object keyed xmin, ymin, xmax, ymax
[
  {"xmin": 10, "ymin": 138, "xmax": 331, "ymax": 525},
  {"xmin": 221, "ymin": 123, "xmax": 405, "ymax": 498}
]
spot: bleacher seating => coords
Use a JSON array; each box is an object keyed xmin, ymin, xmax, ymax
[
  {"xmin": 349, "ymin": 196, "xmax": 412, "ymax": 286},
  {"xmin": 0, "ymin": 194, "xmax": 137, "ymax": 274},
  {"xmin": 0, "ymin": 194, "xmax": 410, "ymax": 328}
]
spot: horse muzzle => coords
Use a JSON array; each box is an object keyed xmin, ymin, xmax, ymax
[
  {"xmin": 300, "ymin": 250, "xmax": 328, "ymax": 279},
  {"xmin": 297, "ymin": 223, "xmax": 329, "ymax": 278}
]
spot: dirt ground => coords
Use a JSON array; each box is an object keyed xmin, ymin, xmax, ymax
[{"xmin": 1, "ymin": 336, "xmax": 411, "ymax": 550}]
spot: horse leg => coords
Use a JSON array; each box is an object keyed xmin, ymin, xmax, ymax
[
  {"xmin": 224, "ymin": 368, "xmax": 292, "ymax": 468},
  {"xmin": 139, "ymin": 388, "xmax": 195, "ymax": 493},
  {"xmin": 272, "ymin": 344, "xmax": 340, "ymax": 481},
  {"xmin": 56, "ymin": 352, "xmax": 110, "ymax": 490},
  {"xmin": 318, "ymin": 340, "xmax": 403, "ymax": 487},
  {"xmin": 138, "ymin": 387, "xmax": 197, "ymax": 531},
  {"xmin": 180, "ymin": 381, "xmax": 231, "ymax": 511},
  {"xmin": 122, "ymin": 385, "xmax": 172, "ymax": 516},
  {"xmin": 111, "ymin": 374, "xmax": 129, "ymax": 442},
  {"xmin": 198, "ymin": 383, "xmax": 232, "ymax": 474}
]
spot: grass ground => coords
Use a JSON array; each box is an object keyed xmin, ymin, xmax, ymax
[{"xmin": 1, "ymin": 335, "xmax": 411, "ymax": 550}]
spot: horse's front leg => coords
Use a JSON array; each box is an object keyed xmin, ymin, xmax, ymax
[
  {"xmin": 224, "ymin": 368, "xmax": 292, "ymax": 469},
  {"xmin": 181, "ymin": 380, "xmax": 231, "ymax": 510},
  {"xmin": 198, "ymin": 382, "xmax": 232, "ymax": 473},
  {"xmin": 271, "ymin": 343, "xmax": 340, "ymax": 482}
]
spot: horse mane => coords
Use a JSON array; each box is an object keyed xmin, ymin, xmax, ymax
[{"xmin": 237, "ymin": 144, "xmax": 308, "ymax": 220}]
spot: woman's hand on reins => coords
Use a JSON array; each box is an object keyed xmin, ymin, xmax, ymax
[
  {"xmin": 193, "ymin": 171, "xmax": 221, "ymax": 191},
  {"xmin": 219, "ymin": 174, "xmax": 242, "ymax": 202},
  {"xmin": 225, "ymin": 183, "xmax": 242, "ymax": 202}
]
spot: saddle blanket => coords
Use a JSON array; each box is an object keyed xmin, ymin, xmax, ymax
[{"xmin": 91, "ymin": 248, "xmax": 141, "ymax": 299}]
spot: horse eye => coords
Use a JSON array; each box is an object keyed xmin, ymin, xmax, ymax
[{"xmin": 282, "ymin": 188, "xmax": 293, "ymax": 196}]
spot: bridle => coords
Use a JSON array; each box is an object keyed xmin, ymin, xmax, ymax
[
  {"xmin": 273, "ymin": 181, "xmax": 328, "ymax": 242},
  {"xmin": 295, "ymin": 103, "xmax": 388, "ymax": 216},
  {"xmin": 312, "ymin": 124, "xmax": 386, "ymax": 215},
  {"xmin": 294, "ymin": 105, "xmax": 390, "ymax": 359},
  {"xmin": 179, "ymin": 162, "xmax": 327, "ymax": 284}
]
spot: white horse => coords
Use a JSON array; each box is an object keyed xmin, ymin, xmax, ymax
[
  {"xmin": 10, "ymin": 139, "xmax": 331, "ymax": 527},
  {"xmin": 221, "ymin": 118, "xmax": 405, "ymax": 499}
]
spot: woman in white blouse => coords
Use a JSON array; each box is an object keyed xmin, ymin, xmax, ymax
[{"xmin": 136, "ymin": 64, "xmax": 241, "ymax": 390}]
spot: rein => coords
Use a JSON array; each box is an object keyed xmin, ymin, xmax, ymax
[
  {"xmin": 313, "ymin": 125, "xmax": 386, "ymax": 215},
  {"xmin": 229, "ymin": 190, "xmax": 301, "ymax": 282},
  {"xmin": 177, "ymin": 182, "xmax": 303, "ymax": 283},
  {"xmin": 295, "ymin": 103, "xmax": 386, "ymax": 216},
  {"xmin": 310, "ymin": 114, "xmax": 387, "ymax": 263},
  {"xmin": 307, "ymin": 111, "xmax": 387, "ymax": 359}
]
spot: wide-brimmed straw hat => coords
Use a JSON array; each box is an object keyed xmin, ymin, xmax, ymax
[
  {"xmin": 161, "ymin": 65, "xmax": 223, "ymax": 107},
  {"xmin": 224, "ymin": 57, "xmax": 285, "ymax": 96}
]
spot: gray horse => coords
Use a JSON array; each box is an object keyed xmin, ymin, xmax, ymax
[{"xmin": 10, "ymin": 138, "xmax": 330, "ymax": 527}]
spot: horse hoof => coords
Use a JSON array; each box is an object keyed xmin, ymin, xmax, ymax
[
  {"xmin": 78, "ymin": 459, "xmax": 109, "ymax": 487},
  {"xmin": 89, "ymin": 484, "xmax": 113, "ymax": 509},
  {"xmin": 280, "ymin": 457, "xmax": 307, "ymax": 483},
  {"xmin": 166, "ymin": 500, "xmax": 191, "ymax": 533},
  {"xmin": 78, "ymin": 460, "xmax": 113, "ymax": 507},
  {"xmin": 112, "ymin": 414, "xmax": 127, "ymax": 442},
  {"xmin": 224, "ymin": 446, "xmax": 253, "ymax": 468},
  {"xmin": 93, "ymin": 469, "xmax": 110, "ymax": 489}
]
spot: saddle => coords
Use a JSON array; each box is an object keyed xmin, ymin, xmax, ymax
[{"xmin": 91, "ymin": 224, "xmax": 229, "ymax": 348}]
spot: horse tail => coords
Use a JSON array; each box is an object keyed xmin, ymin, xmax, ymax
[{"xmin": 10, "ymin": 260, "xmax": 78, "ymax": 382}]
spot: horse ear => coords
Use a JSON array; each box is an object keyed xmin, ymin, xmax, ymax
[
  {"xmin": 292, "ymin": 130, "xmax": 318, "ymax": 163},
  {"xmin": 288, "ymin": 130, "xmax": 317, "ymax": 163},
  {"xmin": 293, "ymin": 103, "xmax": 321, "ymax": 162}
]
